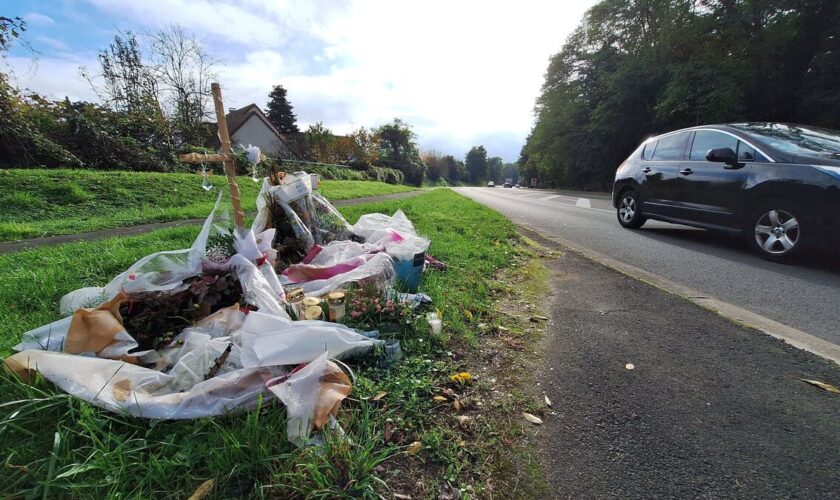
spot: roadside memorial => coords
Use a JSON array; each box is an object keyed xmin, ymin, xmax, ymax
[{"xmin": 3, "ymin": 82, "xmax": 445, "ymax": 447}]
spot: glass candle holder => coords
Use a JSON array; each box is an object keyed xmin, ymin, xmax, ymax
[{"xmin": 327, "ymin": 290, "xmax": 346, "ymax": 322}]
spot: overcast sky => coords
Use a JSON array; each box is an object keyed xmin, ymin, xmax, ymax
[{"xmin": 3, "ymin": 0, "xmax": 594, "ymax": 162}]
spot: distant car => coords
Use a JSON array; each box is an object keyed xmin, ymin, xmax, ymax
[
  {"xmin": 487, "ymin": 181, "xmax": 495, "ymax": 187},
  {"xmin": 504, "ymin": 178, "xmax": 513, "ymax": 188},
  {"xmin": 514, "ymin": 183, "xmax": 521, "ymax": 188},
  {"xmin": 612, "ymin": 123, "xmax": 840, "ymax": 262}
]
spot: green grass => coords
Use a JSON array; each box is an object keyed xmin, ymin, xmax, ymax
[
  {"xmin": 0, "ymin": 189, "xmax": 525, "ymax": 498},
  {"xmin": 0, "ymin": 169, "xmax": 415, "ymax": 242}
]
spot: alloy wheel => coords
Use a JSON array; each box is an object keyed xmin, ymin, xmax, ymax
[
  {"xmin": 754, "ymin": 209, "xmax": 800, "ymax": 255},
  {"xmin": 619, "ymin": 196, "xmax": 636, "ymax": 224}
]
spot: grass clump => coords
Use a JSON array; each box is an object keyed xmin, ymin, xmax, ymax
[
  {"xmin": 0, "ymin": 189, "xmax": 536, "ymax": 498},
  {"xmin": 0, "ymin": 169, "xmax": 415, "ymax": 241}
]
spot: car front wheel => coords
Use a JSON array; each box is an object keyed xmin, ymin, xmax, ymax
[
  {"xmin": 749, "ymin": 203, "xmax": 804, "ymax": 262},
  {"xmin": 617, "ymin": 190, "xmax": 646, "ymax": 229}
]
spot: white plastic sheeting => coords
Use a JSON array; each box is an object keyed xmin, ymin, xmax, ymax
[
  {"xmin": 279, "ymin": 241, "xmax": 395, "ymax": 297},
  {"xmin": 352, "ymin": 209, "xmax": 416, "ymax": 239},
  {"xmin": 6, "ymin": 309, "xmax": 379, "ymax": 421}
]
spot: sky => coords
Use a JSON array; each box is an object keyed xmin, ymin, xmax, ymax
[{"xmin": 3, "ymin": 0, "xmax": 594, "ymax": 162}]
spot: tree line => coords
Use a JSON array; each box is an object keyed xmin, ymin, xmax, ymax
[{"xmin": 521, "ymin": 0, "xmax": 840, "ymax": 190}]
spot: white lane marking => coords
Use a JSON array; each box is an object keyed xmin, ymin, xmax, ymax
[
  {"xmin": 540, "ymin": 195, "xmax": 562, "ymax": 201},
  {"xmin": 575, "ymin": 198, "xmax": 591, "ymax": 208}
]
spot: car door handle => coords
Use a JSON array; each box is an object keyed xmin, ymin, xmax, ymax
[
  {"xmin": 642, "ymin": 167, "xmax": 652, "ymax": 174},
  {"xmin": 679, "ymin": 168, "xmax": 693, "ymax": 176}
]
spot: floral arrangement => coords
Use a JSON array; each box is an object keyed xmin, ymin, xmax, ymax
[{"xmin": 342, "ymin": 285, "xmax": 414, "ymax": 331}]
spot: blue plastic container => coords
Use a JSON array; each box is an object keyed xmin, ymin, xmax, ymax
[{"xmin": 393, "ymin": 251, "xmax": 425, "ymax": 292}]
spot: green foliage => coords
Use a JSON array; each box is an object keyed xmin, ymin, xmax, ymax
[
  {"xmin": 524, "ymin": 0, "xmax": 840, "ymax": 190},
  {"xmin": 0, "ymin": 16, "xmax": 26, "ymax": 51}
]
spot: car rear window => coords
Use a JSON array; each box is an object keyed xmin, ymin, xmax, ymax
[{"xmin": 651, "ymin": 132, "xmax": 689, "ymax": 161}]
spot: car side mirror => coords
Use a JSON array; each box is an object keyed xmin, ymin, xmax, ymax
[{"xmin": 706, "ymin": 147, "xmax": 739, "ymax": 168}]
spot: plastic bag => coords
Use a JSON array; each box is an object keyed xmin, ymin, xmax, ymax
[
  {"xmin": 266, "ymin": 352, "xmax": 352, "ymax": 448},
  {"xmin": 60, "ymin": 192, "xmax": 229, "ymax": 314},
  {"xmin": 251, "ymin": 174, "xmax": 353, "ymax": 267},
  {"xmin": 238, "ymin": 312, "xmax": 381, "ymax": 367},
  {"xmin": 279, "ymin": 242, "xmax": 395, "ymax": 297},
  {"xmin": 351, "ymin": 209, "xmax": 416, "ymax": 239}
]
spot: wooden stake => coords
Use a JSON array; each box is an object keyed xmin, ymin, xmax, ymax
[{"xmin": 212, "ymin": 83, "xmax": 245, "ymax": 227}]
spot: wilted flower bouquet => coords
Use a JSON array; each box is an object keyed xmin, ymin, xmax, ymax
[{"xmin": 342, "ymin": 285, "xmax": 414, "ymax": 332}]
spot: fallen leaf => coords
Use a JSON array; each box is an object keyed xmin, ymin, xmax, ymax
[
  {"xmin": 449, "ymin": 372, "xmax": 473, "ymax": 384},
  {"xmin": 436, "ymin": 307, "xmax": 443, "ymax": 319},
  {"xmin": 394, "ymin": 494, "xmax": 412, "ymax": 499},
  {"xmin": 188, "ymin": 479, "xmax": 215, "ymax": 500},
  {"xmin": 433, "ymin": 395, "xmax": 447, "ymax": 402},
  {"xmin": 372, "ymin": 391, "xmax": 387, "ymax": 401},
  {"xmin": 523, "ymin": 413, "xmax": 543, "ymax": 425},
  {"xmin": 464, "ymin": 310, "xmax": 473, "ymax": 321},
  {"xmin": 407, "ymin": 441, "xmax": 422, "ymax": 455},
  {"xmin": 625, "ymin": 363, "xmax": 635, "ymax": 370},
  {"xmin": 530, "ymin": 315, "xmax": 549, "ymax": 322},
  {"xmin": 453, "ymin": 399, "xmax": 461, "ymax": 412},
  {"xmin": 801, "ymin": 379, "xmax": 840, "ymax": 394},
  {"xmin": 384, "ymin": 422, "xmax": 394, "ymax": 442},
  {"xmin": 457, "ymin": 415, "xmax": 472, "ymax": 428},
  {"xmin": 544, "ymin": 394, "xmax": 552, "ymax": 407}
]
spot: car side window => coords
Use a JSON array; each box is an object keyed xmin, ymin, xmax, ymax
[
  {"xmin": 642, "ymin": 141, "xmax": 657, "ymax": 160},
  {"xmin": 651, "ymin": 132, "xmax": 689, "ymax": 161},
  {"xmin": 736, "ymin": 141, "xmax": 767, "ymax": 162},
  {"xmin": 689, "ymin": 130, "xmax": 738, "ymax": 161}
]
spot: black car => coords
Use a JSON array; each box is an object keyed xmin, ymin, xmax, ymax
[{"xmin": 612, "ymin": 123, "xmax": 840, "ymax": 261}]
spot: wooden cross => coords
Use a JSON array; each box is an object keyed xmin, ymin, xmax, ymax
[{"xmin": 179, "ymin": 82, "xmax": 246, "ymax": 227}]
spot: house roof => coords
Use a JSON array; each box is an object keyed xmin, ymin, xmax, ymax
[{"xmin": 208, "ymin": 104, "xmax": 288, "ymax": 148}]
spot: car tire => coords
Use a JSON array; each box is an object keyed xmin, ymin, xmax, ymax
[
  {"xmin": 747, "ymin": 202, "xmax": 805, "ymax": 262},
  {"xmin": 616, "ymin": 190, "xmax": 646, "ymax": 229}
]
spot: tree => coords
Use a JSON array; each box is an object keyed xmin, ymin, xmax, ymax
[
  {"xmin": 376, "ymin": 119, "xmax": 425, "ymax": 186},
  {"xmin": 147, "ymin": 25, "xmax": 219, "ymax": 146},
  {"xmin": 265, "ymin": 85, "xmax": 300, "ymax": 136},
  {"xmin": 81, "ymin": 32, "xmax": 171, "ymax": 153},
  {"xmin": 465, "ymin": 146, "xmax": 487, "ymax": 184},
  {"xmin": 348, "ymin": 127, "xmax": 380, "ymax": 167},
  {"xmin": 302, "ymin": 122, "xmax": 334, "ymax": 163}
]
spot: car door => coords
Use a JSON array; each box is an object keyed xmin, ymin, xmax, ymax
[
  {"xmin": 640, "ymin": 131, "xmax": 690, "ymax": 217},
  {"xmin": 674, "ymin": 130, "xmax": 756, "ymax": 229}
]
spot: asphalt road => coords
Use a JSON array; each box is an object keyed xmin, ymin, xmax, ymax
[
  {"xmin": 455, "ymin": 187, "xmax": 840, "ymax": 347},
  {"xmin": 530, "ymin": 237, "xmax": 840, "ymax": 497}
]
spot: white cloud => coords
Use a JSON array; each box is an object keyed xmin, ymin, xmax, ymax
[
  {"xmin": 23, "ymin": 12, "xmax": 56, "ymax": 26},
  {"xmin": 35, "ymin": 36, "xmax": 69, "ymax": 51},
  {"xmin": 3, "ymin": 55, "xmax": 98, "ymax": 102}
]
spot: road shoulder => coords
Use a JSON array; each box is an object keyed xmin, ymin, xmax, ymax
[{"xmin": 524, "ymin": 228, "xmax": 840, "ymax": 497}]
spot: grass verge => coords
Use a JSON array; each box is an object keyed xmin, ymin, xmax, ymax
[
  {"xmin": 0, "ymin": 189, "xmax": 549, "ymax": 497},
  {"xmin": 0, "ymin": 169, "xmax": 415, "ymax": 242}
]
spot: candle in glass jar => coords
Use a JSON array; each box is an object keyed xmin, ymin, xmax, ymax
[
  {"xmin": 327, "ymin": 291, "xmax": 346, "ymax": 322},
  {"xmin": 286, "ymin": 288, "xmax": 304, "ymax": 319},
  {"xmin": 304, "ymin": 305, "xmax": 324, "ymax": 321}
]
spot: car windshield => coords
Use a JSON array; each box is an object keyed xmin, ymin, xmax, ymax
[{"xmin": 731, "ymin": 123, "xmax": 840, "ymax": 159}]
